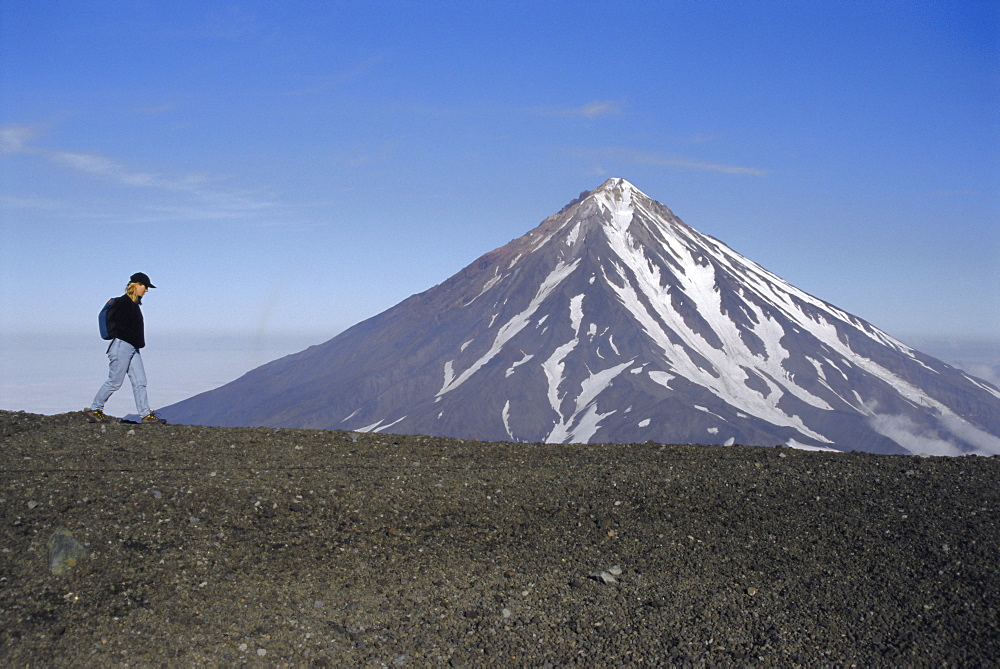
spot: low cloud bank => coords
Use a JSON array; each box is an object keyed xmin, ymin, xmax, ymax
[{"xmin": 869, "ymin": 410, "xmax": 1000, "ymax": 457}]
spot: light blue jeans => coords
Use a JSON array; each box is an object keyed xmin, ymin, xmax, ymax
[{"xmin": 91, "ymin": 339, "xmax": 150, "ymax": 416}]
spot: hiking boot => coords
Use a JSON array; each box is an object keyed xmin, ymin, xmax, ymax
[
  {"xmin": 85, "ymin": 408, "xmax": 108, "ymax": 423},
  {"xmin": 141, "ymin": 412, "xmax": 167, "ymax": 425}
]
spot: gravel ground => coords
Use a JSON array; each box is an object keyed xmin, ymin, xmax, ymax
[{"xmin": 1, "ymin": 410, "xmax": 997, "ymax": 666}]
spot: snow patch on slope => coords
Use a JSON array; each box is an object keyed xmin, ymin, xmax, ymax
[
  {"xmin": 502, "ymin": 400, "xmax": 513, "ymax": 440},
  {"xmin": 438, "ymin": 259, "xmax": 581, "ymax": 397},
  {"xmin": 546, "ymin": 360, "xmax": 634, "ymax": 443},
  {"xmin": 358, "ymin": 415, "xmax": 407, "ymax": 433},
  {"xmin": 505, "ymin": 351, "xmax": 534, "ymax": 378},
  {"xmin": 602, "ymin": 226, "xmax": 832, "ymax": 443}
]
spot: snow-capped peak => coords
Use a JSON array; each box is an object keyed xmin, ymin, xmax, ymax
[
  {"xmin": 163, "ymin": 179, "xmax": 1000, "ymax": 457},
  {"xmin": 593, "ymin": 177, "xmax": 641, "ymax": 196}
]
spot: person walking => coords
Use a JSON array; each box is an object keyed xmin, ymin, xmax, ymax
[{"xmin": 85, "ymin": 272, "xmax": 167, "ymax": 424}]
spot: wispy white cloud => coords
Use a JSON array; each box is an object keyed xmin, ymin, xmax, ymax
[
  {"xmin": 50, "ymin": 150, "xmax": 161, "ymax": 187},
  {"xmin": 575, "ymin": 100, "xmax": 624, "ymax": 119},
  {"xmin": 573, "ymin": 145, "xmax": 770, "ymax": 177},
  {"xmin": 530, "ymin": 100, "xmax": 624, "ymax": 119},
  {"xmin": 0, "ymin": 124, "xmax": 38, "ymax": 153},
  {"xmin": 1, "ymin": 123, "xmax": 275, "ymax": 220}
]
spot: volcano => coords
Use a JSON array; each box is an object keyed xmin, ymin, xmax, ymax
[{"xmin": 162, "ymin": 179, "xmax": 1000, "ymax": 455}]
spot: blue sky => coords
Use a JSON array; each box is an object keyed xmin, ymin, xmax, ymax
[{"xmin": 2, "ymin": 1, "xmax": 998, "ymax": 386}]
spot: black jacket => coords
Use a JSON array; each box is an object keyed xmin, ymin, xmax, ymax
[{"xmin": 107, "ymin": 295, "xmax": 145, "ymax": 349}]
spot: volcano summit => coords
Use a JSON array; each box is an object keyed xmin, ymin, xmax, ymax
[{"xmin": 163, "ymin": 179, "xmax": 1000, "ymax": 455}]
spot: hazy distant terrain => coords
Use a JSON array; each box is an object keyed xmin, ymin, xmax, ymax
[
  {"xmin": 905, "ymin": 336, "xmax": 1000, "ymax": 390},
  {"xmin": 0, "ymin": 331, "xmax": 327, "ymax": 416},
  {"xmin": 0, "ymin": 332, "xmax": 995, "ymax": 422}
]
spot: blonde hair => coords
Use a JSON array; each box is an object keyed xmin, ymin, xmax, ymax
[{"xmin": 125, "ymin": 282, "xmax": 143, "ymax": 304}]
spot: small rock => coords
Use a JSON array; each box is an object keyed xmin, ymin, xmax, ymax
[
  {"xmin": 48, "ymin": 527, "xmax": 89, "ymax": 575},
  {"xmin": 747, "ymin": 587, "xmax": 758, "ymax": 596},
  {"xmin": 27, "ymin": 501, "xmax": 39, "ymax": 509},
  {"xmin": 393, "ymin": 654, "xmax": 410, "ymax": 665},
  {"xmin": 257, "ymin": 648, "xmax": 266, "ymax": 657},
  {"xmin": 590, "ymin": 570, "xmax": 617, "ymax": 584}
]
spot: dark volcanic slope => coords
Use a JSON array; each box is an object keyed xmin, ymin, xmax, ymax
[
  {"xmin": 1, "ymin": 410, "xmax": 998, "ymax": 665},
  {"xmin": 162, "ymin": 178, "xmax": 1000, "ymax": 456}
]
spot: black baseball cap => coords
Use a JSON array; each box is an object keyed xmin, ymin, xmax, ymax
[{"xmin": 130, "ymin": 272, "xmax": 156, "ymax": 288}]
